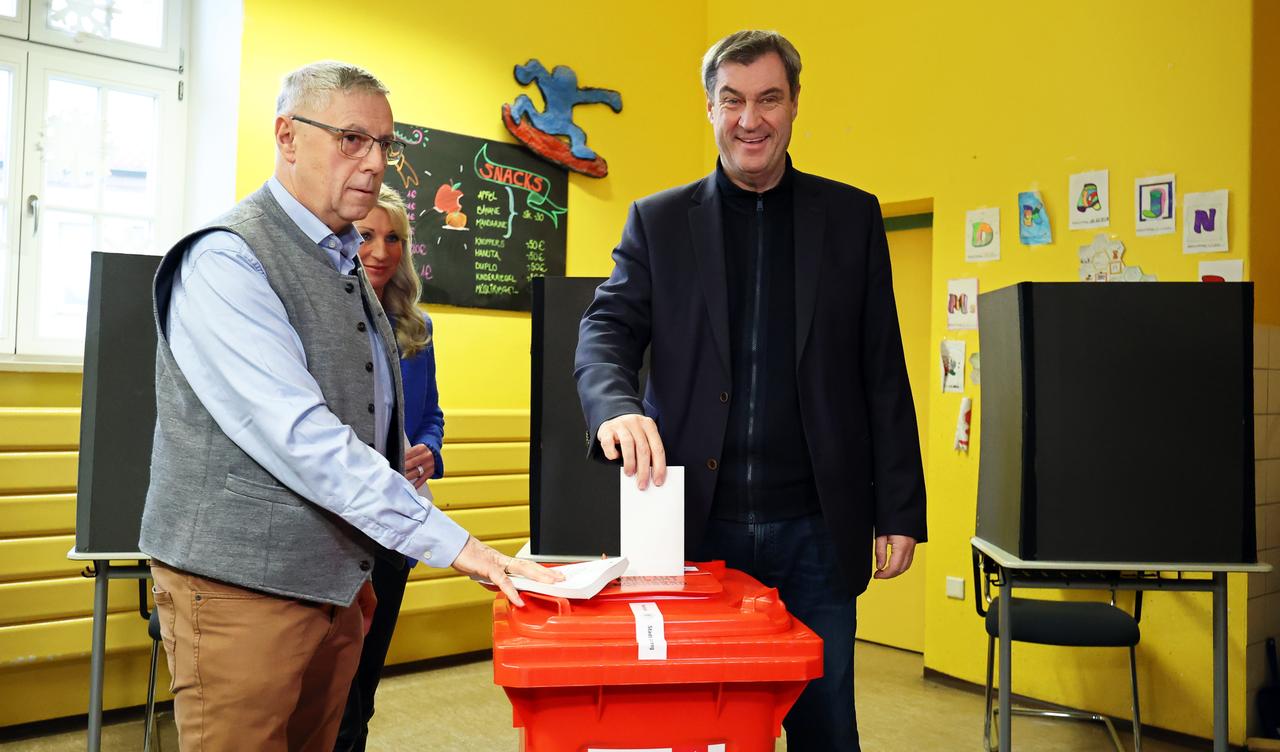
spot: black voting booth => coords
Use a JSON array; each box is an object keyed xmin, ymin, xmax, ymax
[
  {"xmin": 75, "ymin": 251, "xmax": 161, "ymax": 553},
  {"xmin": 529, "ymin": 276, "xmax": 646, "ymax": 557},
  {"xmin": 975, "ymin": 282, "xmax": 1256, "ymax": 564}
]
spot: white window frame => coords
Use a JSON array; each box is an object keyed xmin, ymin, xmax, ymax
[
  {"xmin": 0, "ymin": 0, "xmax": 30, "ymax": 41},
  {"xmin": 30, "ymin": 0, "xmax": 184, "ymax": 71},
  {"xmin": 0, "ymin": 37, "xmax": 26, "ymax": 354},
  {"xmin": 13, "ymin": 43, "xmax": 184, "ymax": 356}
]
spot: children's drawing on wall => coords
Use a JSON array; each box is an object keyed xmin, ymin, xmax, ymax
[
  {"xmin": 1078, "ymin": 234, "xmax": 1156, "ymax": 282},
  {"xmin": 1068, "ymin": 169, "xmax": 1110, "ymax": 230},
  {"xmin": 1198, "ymin": 259, "xmax": 1243, "ymax": 282},
  {"xmin": 947, "ymin": 278, "xmax": 979, "ymax": 330},
  {"xmin": 502, "ymin": 59, "xmax": 623, "ymax": 178},
  {"xmin": 964, "ymin": 207, "xmax": 1000, "ymax": 262},
  {"xmin": 968, "ymin": 352, "xmax": 981, "ymax": 385},
  {"xmin": 941, "ymin": 339, "xmax": 966, "ymax": 393},
  {"xmin": 954, "ymin": 396, "xmax": 973, "ymax": 453},
  {"xmin": 1134, "ymin": 173, "xmax": 1175, "ymax": 236},
  {"xmin": 1183, "ymin": 190, "xmax": 1229, "ymax": 254},
  {"xmin": 1017, "ymin": 190, "xmax": 1052, "ymax": 245}
]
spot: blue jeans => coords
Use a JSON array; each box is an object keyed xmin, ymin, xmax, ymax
[{"xmin": 693, "ymin": 513, "xmax": 860, "ymax": 752}]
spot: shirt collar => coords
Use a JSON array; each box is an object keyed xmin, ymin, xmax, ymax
[{"xmin": 266, "ymin": 176, "xmax": 363, "ymax": 268}]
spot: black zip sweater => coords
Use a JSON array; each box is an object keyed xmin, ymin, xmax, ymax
[{"xmin": 710, "ymin": 158, "xmax": 820, "ymax": 523}]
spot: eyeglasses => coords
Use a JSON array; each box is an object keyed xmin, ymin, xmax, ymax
[{"xmin": 290, "ymin": 115, "xmax": 406, "ymax": 163}]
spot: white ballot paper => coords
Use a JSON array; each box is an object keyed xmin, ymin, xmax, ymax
[
  {"xmin": 620, "ymin": 466, "xmax": 685, "ymax": 577},
  {"xmin": 501, "ymin": 556, "xmax": 629, "ymax": 600}
]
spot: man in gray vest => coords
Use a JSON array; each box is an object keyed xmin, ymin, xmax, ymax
[{"xmin": 140, "ymin": 61, "xmax": 559, "ymax": 751}]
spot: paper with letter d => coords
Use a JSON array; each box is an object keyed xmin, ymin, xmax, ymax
[
  {"xmin": 629, "ymin": 601, "xmax": 668, "ymax": 660},
  {"xmin": 620, "ymin": 466, "xmax": 684, "ymax": 577}
]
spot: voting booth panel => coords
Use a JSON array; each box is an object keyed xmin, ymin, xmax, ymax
[
  {"xmin": 975, "ymin": 282, "xmax": 1255, "ymax": 564},
  {"xmin": 75, "ymin": 252, "xmax": 161, "ymax": 554},
  {"xmin": 530, "ymin": 276, "xmax": 648, "ymax": 557}
]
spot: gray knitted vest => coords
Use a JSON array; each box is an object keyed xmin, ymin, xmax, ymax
[{"xmin": 139, "ymin": 186, "xmax": 405, "ymax": 605}]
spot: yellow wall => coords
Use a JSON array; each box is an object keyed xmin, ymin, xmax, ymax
[
  {"xmin": 1252, "ymin": 0, "xmax": 1280, "ymax": 325},
  {"xmin": 856, "ymin": 222, "xmax": 931, "ymax": 652},
  {"xmin": 702, "ymin": 1, "xmax": 1257, "ymax": 742},
  {"xmin": 235, "ymin": 0, "xmax": 710, "ymax": 408}
]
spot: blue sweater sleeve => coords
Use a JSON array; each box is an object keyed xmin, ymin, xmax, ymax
[{"xmin": 401, "ymin": 313, "xmax": 446, "ymax": 478}]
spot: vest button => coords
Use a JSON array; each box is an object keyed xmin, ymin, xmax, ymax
[
  {"xmin": 365, "ymin": 362, "xmax": 373, "ymax": 372},
  {"xmin": 344, "ymin": 282, "xmax": 354, "ymax": 293},
  {"xmin": 719, "ymin": 391, "xmax": 729, "ymax": 403},
  {"xmin": 368, "ymin": 403, "xmax": 375, "ymax": 414},
  {"xmin": 359, "ymin": 560, "xmax": 371, "ymax": 572},
  {"xmin": 706, "ymin": 458, "xmax": 718, "ymax": 471},
  {"xmin": 357, "ymin": 321, "xmax": 367, "ymax": 332}
]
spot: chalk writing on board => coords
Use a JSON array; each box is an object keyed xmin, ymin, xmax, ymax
[{"xmin": 389, "ymin": 121, "xmax": 567, "ymax": 312}]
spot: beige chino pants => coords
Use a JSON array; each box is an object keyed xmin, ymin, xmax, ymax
[{"xmin": 150, "ymin": 561, "xmax": 363, "ymax": 751}]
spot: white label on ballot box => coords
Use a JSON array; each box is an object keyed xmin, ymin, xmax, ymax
[
  {"xmin": 587, "ymin": 745, "xmax": 726, "ymax": 752},
  {"xmin": 629, "ymin": 601, "xmax": 667, "ymax": 660}
]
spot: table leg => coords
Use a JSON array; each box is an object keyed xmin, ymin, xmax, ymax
[
  {"xmin": 1212, "ymin": 572, "xmax": 1227, "ymax": 752},
  {"xmin": 999, "ymin": 578, "xmax": 1012, "ymax": 752},
  {"xmin": 87, "ymin": 560, "xmax": 108, "ymax": 752}
]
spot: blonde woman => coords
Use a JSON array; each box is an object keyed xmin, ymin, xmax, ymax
[{"xmin": 337, "ymin": 185, "xmax": 443, "ymax": 752}]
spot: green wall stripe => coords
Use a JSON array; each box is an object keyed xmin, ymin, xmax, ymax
[{"xmin": 884, "ymin": 213, "xmax": 933, "ymax": 233}]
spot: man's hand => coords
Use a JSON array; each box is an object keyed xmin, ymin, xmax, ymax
[
  {"xmin": 403, "ymin": 444, "xmax": 435, "ymax": 489},
  {"xmin": 355, "ymin": 580, "xmax": 377, "ymax": 636},
  {"xmin": 597, "ymin": 413, "xmax": 666, "ymax": 490},
  {"xmin": 449, "ymin": 536, "xmax": 564, "ymax": 607},
  {"xmin": 873, "ymin": 535, "xmax": 917, "ymax": 579}
]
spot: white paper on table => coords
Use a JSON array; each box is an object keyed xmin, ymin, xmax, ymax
[
  {"xmin": 1068, "ymin": 170, "xmax": 1110, "ymax": 230},
  {"xmin": 620, "ymin": 466, "xmax": 684, "ymax": 577},
  {"xmin": 1183, "ymin": 190, "xmax": 1229, "ymax": 254}
]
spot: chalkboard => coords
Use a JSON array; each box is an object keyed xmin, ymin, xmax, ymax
[
  {"xmin": 387, "ymin": 121, "xmax": 568, "ymax": 312},
  {"xmin": 75, "ymin": 251, "xmax": 161, "ymax": 553}
]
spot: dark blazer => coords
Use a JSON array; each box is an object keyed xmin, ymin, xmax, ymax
[{"xmin": 575, "ymin": 166, "xmax": 927, "ymax": 596}]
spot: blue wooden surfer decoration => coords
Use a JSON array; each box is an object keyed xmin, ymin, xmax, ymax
[{"xmin": 502, "ymin": 60, "xmax": 622, "ymax": 178}]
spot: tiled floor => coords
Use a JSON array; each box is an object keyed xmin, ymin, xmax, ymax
[{"xmin": 0, "ymin": 640, "xmax": 1208, "ymax": 751}]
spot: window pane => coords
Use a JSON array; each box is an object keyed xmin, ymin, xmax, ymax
[
  {"xmin": 0, "ymin": 0, "xmax": 16, "ymax": 20},
  {"xmin": 43, "ymin": 78, "xmax": 100, "ymax": 209},
  {"xmin": 48, "ymin": 0, "xmax": 165, "ymax": 49},
  {"xmin": 0, "ymin": 68, "xmax": 11, "ymax": 200},
  {"xmin": 36, "ymin": 209, "xmax": 94, "ymax": 341},
  {"xmin": 100, "ymin": 215, "xmax": 150, "ymax": 253},
  {"xmin": 102, "ymin": 89, "xmax": 156, "ymax": 214}
]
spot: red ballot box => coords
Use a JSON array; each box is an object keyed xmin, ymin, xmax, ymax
[{"xmin": 492, "ymin": 561, "xmax": 823, "ymax": 752}]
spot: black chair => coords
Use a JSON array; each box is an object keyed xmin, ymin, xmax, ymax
[{"xmin": 973, "ymin": 550, "xmax": 1143, "ymax": 752}]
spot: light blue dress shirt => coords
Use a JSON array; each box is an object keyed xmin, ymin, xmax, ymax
[{"xmin": 164, "ymin": 177, "xmax": 469, "ymax": 566}]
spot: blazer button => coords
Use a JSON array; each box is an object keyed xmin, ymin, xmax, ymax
[
  {"xmin": 359, "ymin": 560, "xmax": 371, "ymax": 571},
  {"xmin": 368, "ymin": 403, "xmax": 375, "ymax": 414},
  {"xmin": 365, "ymin": 362, "xmax": 374, "ymax": 372},
  {"xmin": 706, "ymin": 458, "xmax": 718, "ymax": 471},
  {"xmin": 344, "ymin": 282, "xmax": 355, "ymax": 293},
  {"xmin": 719, "ymin": 391, "xmax": 729, "ymax": 403},
  {"xmin": 357, "ymin": 321, "xmax": 367, "ymax": 332}
]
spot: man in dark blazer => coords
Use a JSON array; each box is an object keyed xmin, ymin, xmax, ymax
[{"xmin": 575, "ymin": 30, "xmax": 927, "ymax": 751}]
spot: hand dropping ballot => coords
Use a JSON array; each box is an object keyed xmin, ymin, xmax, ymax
[{"xmin": 620, "ymin": 466, "xmax": 685, "ymax": 578}]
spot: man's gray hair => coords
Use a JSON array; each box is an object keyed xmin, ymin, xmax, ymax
[
  {"xmin": 276, "ymin": 61, "xmax": 389, "ymax": 115},
  {"xmin": 701, "ymin": 30, "xmax": 802, "ymax": 100}
]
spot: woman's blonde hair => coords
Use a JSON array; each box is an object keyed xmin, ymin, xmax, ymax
[{"xmin": 370, "ymin": 185, "xmax": 430, "ymax": 359}]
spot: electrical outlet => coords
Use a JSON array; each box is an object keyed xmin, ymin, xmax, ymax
[{"xmin": 946, "ymin": 576, "xmax": 965, "ymax": 600}]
